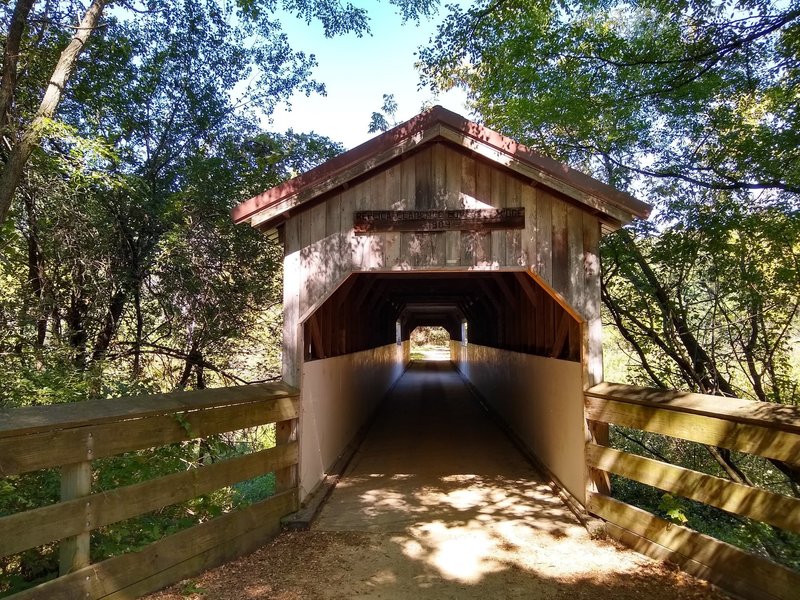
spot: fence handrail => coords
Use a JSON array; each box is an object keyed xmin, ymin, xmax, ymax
[
  {"xmin": 585, "ymin": 381, "xmax": 800, "ymax": 600},
  {"xmin": 0, "ymin": 384, "xmax": 300, "ymax": 477},
  {"xmin": 0, "ymin": 381, "xmax": 299, "ymax": 439},
  {"xmin": 586, "ymin": 382, "xmax": 800, "ymax": 433},
  {"xmin": 1, "ymin": 382, "xmax": 301, "ymax": 600}
]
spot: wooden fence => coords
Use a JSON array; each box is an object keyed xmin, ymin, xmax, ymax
[
  {"xmin": 0, "ymin": 382, "xmax": 300, "ymax": 599},
  {"xmin": 585, "ymin": 382, "xmax": 800, "ymax": 600}
]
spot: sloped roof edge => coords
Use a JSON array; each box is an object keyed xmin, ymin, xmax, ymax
[{"xmin": 231, "ymin": 106, "xmax": 651, "ymax": 226}]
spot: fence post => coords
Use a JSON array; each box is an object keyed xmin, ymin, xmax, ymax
[
  {"xmin": 275, "ymin": 418, "xmax": 298, "ymax": 496},
  {"xmin": 59, "ymin": 433, "xmax": 93, "ymax": 575}
]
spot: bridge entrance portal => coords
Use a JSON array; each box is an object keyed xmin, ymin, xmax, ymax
[{"xmin": 231, "ymin": 106, "xmax": 649, "ymax": 510}]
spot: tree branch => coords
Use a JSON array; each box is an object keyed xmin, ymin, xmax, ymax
[{"xmin": 0, "ymin": 0, "xmax": 109, "ymax": 226}]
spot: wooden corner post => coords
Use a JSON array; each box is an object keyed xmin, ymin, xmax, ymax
[
  {"xmin": 582, "ymin": 217, "xmax": 610, "ymax": 497},
  {"xmin": 278, "ymin": 217, "xmax": 301, "ymax": 499}
]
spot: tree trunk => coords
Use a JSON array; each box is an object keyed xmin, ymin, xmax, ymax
[
  {"xmin": 0, "ymin": 0, "xmax": 37, "ymax": 139},
  {"xmin": 91, "ymin": 289, "xmax": 126, "ymax": 362},
  {"xmin": 21, "ymin": 189, "xmax": 47, "ymax": 349},
  {"xmin": 67, "ymin": 261, "xmax": 88, "ymax": 369},
  {"xmin": 132, "ymin": 285, "xmax": 143, "ymax": 378},
  {"xmin": 0, "ymin": 0, "xmax": 108, "ymax": 226},
  {"xmin": 176, "ymin": 339, "xmax": 199, "ymax": 390},
  {"xmin": 705, "ymin": 446, "xmax": 755, "ymax": 487}
]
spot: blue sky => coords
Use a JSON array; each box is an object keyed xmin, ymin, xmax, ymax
[{"xmin": 266, "ymin": 2, "xmax": 469, "ymax": 149}]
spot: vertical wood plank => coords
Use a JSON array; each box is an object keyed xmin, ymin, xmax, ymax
[
  {"xmin": 297, "ymin": 208, "xmax": 311, "ymax": 318},
  {"xmin": 550, "ymin": 198, "xmax": 568, "ymax": 297},
  {"xmin": 415, "ymin": 146, "xmax": 433, "ymax": 209},
  {"xmin": 306, "ymin": 202, "xmax": 328, "ymax": 308},
  {"xmin": 426, "ymin": 145, "xmax": 446, "ymax": 266},
  {"xmin": 567, "ymin": 204, "xmax": 585, "ymax": 314},
  {"xmin": 475, "ymin": 160, "xmax": 492, "ymax": 206},
  {"xmin": 347, "ymin": 182, "xmax": 367, "ymax": 269},
  {"xmin": 384, "ymin": 163, "xmax": 402, "ymax": 268},
  {"xmin": 582, "ymin": 211, "xmax": 603, "ymax": 387},
  {"xmin": 363, "ymin": 173, "xmax": 385, "ymax": 269},
  {"xmin": 461, "ymin": 154, "xmax": 477, "ymax": 205},
  {"xmin": 400, "ymin": 154, "xmax": 417, "ymax": 266},
  {"xmin": 476, "ymin": 161, "xmax": 494, "ymax": 266},
  {"xmin": 59, "ymin": 461, "xmax": 91, "ymax": 575},
  {"xmin": 324, "ymin": 193, "xmax": 345, "ymax": 289},
  {"xmin": 460, "ymin": 155, "xmax": 478, "ymax": 267},
  {"xmin": 521, "ymin": 282, "xmax": 530, "ymax": 352},
  {"xmin": 325, "ymin": 192, "xmax": 342, "ymax": 238},
  {"xmin": 536, "ymin": 189, "xmax": 553, "ymax": 285},
  {"xmin": 506, "ymin": 176, "xmax": 523, "ymax": 266},
  {"xmin": 544, "ymin": 289, "xmax": 555, "ymax": 354},
  {"xmin": 520, "ymin": 182, "xmax": 537, "ymax": 270},
  {"xmin": 322, "ymin": 298, "xmax": 333, "ymax": 358},
  {"xmin": 582, "ymin": 210, "xmax": 609, "ymax": 494},
  {"xmin": 566, "ymin": 204, "xmax": 585, "ymax": 361},
  {"xmin": 490, "ymin": 169, "xmax": 506, "ymax": 266},
  {"xmin": 534, "ymin": 284, "xmax": 545, "ymax": 354},
  {"xmin": 445, "ymin": 147, "xmax": 462, "ymax": 266},
  {"xmin": 275, "ymin": 418, "xmax": 298, "ymax": 493},
  {"xmin": 431, "ymin": 143, "xmax": 447, "ymax": 208}
]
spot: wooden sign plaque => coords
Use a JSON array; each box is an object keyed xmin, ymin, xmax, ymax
[{"xmin": 354, "ymin": 208, "xmax": 525, "ymax": 234}]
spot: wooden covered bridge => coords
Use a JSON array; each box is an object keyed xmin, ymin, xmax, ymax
[{"xmin": 1, "ymin": 108, "xmax": 798, "ymax": 600}]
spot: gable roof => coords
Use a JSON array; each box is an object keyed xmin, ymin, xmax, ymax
[{"xmin": 231, "ymin": 106, "xmax": 651, "ymax": 231}]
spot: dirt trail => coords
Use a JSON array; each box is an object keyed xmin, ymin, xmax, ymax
[{"xmin": 145, "ymin": 362, "xmax": 729, "ymax": 600}]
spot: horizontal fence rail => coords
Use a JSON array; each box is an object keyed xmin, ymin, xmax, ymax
[
  {"xmin": 585, "ymin": 382, "xmax": 800, "ymax": 600},
  {"xmin": 0, "ymin": 382, "xmax": 300, "ymax": 600}
]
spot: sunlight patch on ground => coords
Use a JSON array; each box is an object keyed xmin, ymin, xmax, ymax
[
  {"xmin": 334, "ymin": 473, "xmax": 645, "ymax": 587},
  {"xmin": 410, "ymin": 348, "xmax": 451, "ymax": 361}
]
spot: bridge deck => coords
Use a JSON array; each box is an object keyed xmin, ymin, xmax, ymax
[
  {"xmin": 145, "ymin": 361, "xmax": 729, "ymax": 600},
  {"xmin": 315, "ymin": 360, "xmax": 566, "ymax": 533}
]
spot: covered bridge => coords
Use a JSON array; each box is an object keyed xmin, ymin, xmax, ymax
[
  {"xmin": 231, "ymin": 105, "xmax": 650, "ymax": 504},
  {"xmin": 2, "ymin": 107, "xmax": 798, "ymax": 600}
]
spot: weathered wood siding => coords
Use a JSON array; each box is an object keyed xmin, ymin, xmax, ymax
[{"xmin": 282, "ymin": 142, "xmax": 604, "ymax": 385}]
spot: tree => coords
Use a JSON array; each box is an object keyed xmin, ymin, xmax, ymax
[
  {"xmin": 420, "ymin": 0, "xmax": 800, "ymax": 195},
  {"xmin": 420, "ymin": 0, "xmax": 800, "ymax": 403},
  {"xmin": 0, "ymin": 0, "xmax": 439, "ymax": 401},
  {"xmin": 0, "ymin": 0, "xmax": 110, "ymax": 226},
  {"xmin": 0, "ymin": 0, "xmax": 440, "ymax": 228},
  {"xmin": 368, "ymin": 93, "xmax": 399, "ymax": 133}
]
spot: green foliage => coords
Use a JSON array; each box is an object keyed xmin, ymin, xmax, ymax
[
  {"xmin": 421, "ymin": 0, "xmax": 800, "ymax": 194},
  {"xmin": 180, "ymin": 581, "xmax": 207, "ymax": 596},
  {"xmin": 368, "ymin": 93, "xmax": 400, "ymax": 133},
  {"xmin": 603, "ymin": 193, "xmax": 800, "ymax": 404},
  {"xmin": 411, "ymin": 326, "xmax": 450, "ymax": 347},
  {"xmin": 232, "ymin": 472, "xmax": 277, "ymax": 506},
  {"xmin": 658, "ymin": 493, "xmax": 689, "ymax": 525},
  {"xmin": 0, "ymin": 471, "xmax": 60, "ymax": 596}
]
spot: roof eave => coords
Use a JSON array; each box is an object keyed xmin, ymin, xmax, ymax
[{"xmin": 231, "ymin": 106, "xmax": 652, "ymax": 230}]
